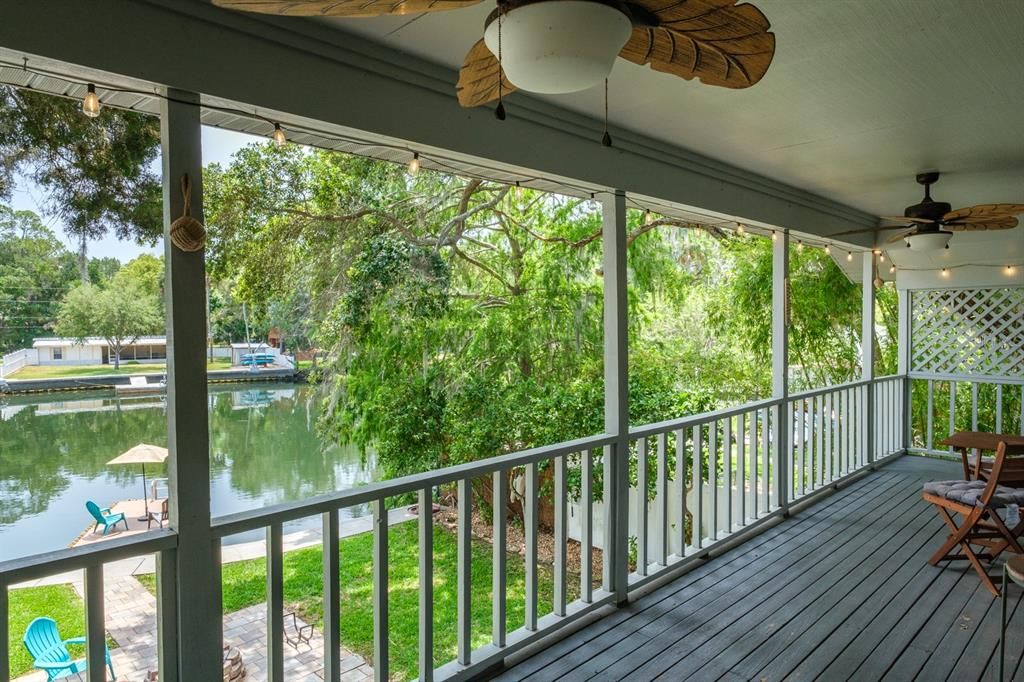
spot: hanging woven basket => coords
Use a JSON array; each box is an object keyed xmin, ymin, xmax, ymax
[{"xmin": 169, "ymin": 173, "xmax": 206, "ymax": 252}]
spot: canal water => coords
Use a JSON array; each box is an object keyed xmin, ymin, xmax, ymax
[{"xmin": 0, "ymin": 382, "xmax": 377, "ymax": 562}]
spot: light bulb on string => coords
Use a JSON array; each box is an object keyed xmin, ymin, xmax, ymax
[
  {"xmin": 941, "ymin": 268, "xmax": 949, "ymax": 277},
  {"xmin": 890, "ymin": 263, "xmax": 896, "ymax": 274},
  {"xmin": 824, "ymin": 244, "xmax": 831, "ymax": 255},
  {"xmin": 736, "ymin": 222, "xmax": 745, "ymax": 235},
  {"xmin": 407, "ymin": 152, "xmax": 420, "ymax": 175},
  {"xmin": 797, "ymin": 240, "xmax": 804, "ymax": 251},
  {"xmin": 847, "ymin": 251, "xmax": 853, "ymax": 262},
  {"xmin": 1008, "ymin": 265, "xmax": 1016, "ymax": 275},
  {"xmin": 645, "ymin": 210, "xmax": 654, "ymax": 226},
  {"xmin": 82, "ymin": 84, "xmax": 101, "ymax": 118},
  {"xmin": 515, "ymin": 180, "xmax": 524, "ymax": 200},
  {"xmin": 272, "ymin": 123, "xmax": 287, "ymax": 148},
  {"xmin": 879, "ymin": 252, "xmax": 886, "ymax": 263},
  {"xmin": 771, "ymin": 231, "xmax": 778, "ymax": 242}
]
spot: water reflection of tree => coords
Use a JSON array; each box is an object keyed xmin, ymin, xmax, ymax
[
  {"xmin": 1, "ymin": 384, "xmax": 366, "ymax": 527},
  {"xmin": 0, "ymin": 396, "xmax": 165, "ymax": 524},
  {"xmin": 209, "ymin": 387, "xmax": 347, "ymax": 503}
]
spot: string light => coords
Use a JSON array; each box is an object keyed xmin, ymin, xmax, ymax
[
  {"xmin": 515, "ymin": 180, "xmax": 524, "ymax": 200},
  {"xmin": 272, "ymin": 123, "xmax": 287, "ymax": 148},
  {"xmin": 847, "ymin": 251, "xmax": 853, "ymax": 262},
  {"xmin": 645, "ymin": 209, "xmax": 654, "ymax": 225},
  {"xmin": 736, "ymin": 222, "xmax": 745, "ymax": 235},
  {"xmin": 824, "ymin": 244, "xmax": 831, "ymax": 255},
  {"xmin": 941, "ymin": 268, "xmax": 949, "ymax": 277},
  {"xmin": 879, "ymin": 252, "xmax": 886, "ymax": 263},
  {"xmin": 797, "ymin": 240, "xmax": 804, "ymax": 250},
  {"xmin": 890, "ymin": 263, "xmax": 896, "ymax": 274},
  {"xmin": 82, "ymin": 84, "xmax": 100, "ymax": 118},
  {"xmin": 407, "ymin": 152, "xmax": 420, "ymax": 175},
  {"xmin": 771, "ymin": 231, "xmax": 778, "ymax": 242},
  {"xmin": 1008, "ymin": 265, "xmax": 1016, "ymax": 275}
]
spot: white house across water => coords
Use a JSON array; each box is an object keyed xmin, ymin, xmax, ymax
[{"xmin": 31, "ymin": 336, "xmax": 169, "ymax": 366}]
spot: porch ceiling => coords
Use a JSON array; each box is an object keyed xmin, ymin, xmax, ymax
[
  {"xmin": 333, "ymin": 0, "xmax": 1024, "ymax": 222},
  {"xmin": 1, "ymin": 1, "xmax": 1021, "ymax": 262}
]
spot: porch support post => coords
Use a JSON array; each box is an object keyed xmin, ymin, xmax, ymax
[
  {"xmin": 162, "ymin": 89, "xmax": 222, "ymax": 680},
  {"xmin": 602, "ymin": 190, "xmax": 629, "ymax": 605},
  {"xmin": 862, "ymin": 253, "xmax": 876, "ymax": 463},
  {"xmin": 897, "ymin": 287, "xmax": 912, "ymax": 451},
  {"xmin": 772, "ymin": 231, "xmax": 790, "ymax": 514}
]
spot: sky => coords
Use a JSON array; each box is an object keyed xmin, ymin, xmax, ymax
[{"xmin": 8, "ymin": 126, "xmax": 262, "ymax": 262}]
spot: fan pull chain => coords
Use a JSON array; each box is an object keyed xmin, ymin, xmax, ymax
[
  {"xmin": 601, "ymin": 78, "xmax": 612, "ymax": 147},
  {"xmin": 494, "ymin": 8, "xmax": 506, "ymax": 121}
]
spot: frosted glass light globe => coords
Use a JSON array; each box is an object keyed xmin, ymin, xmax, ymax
[{"xmin": 484, "ymin": 1, "xmax": 632, "ymax": 94}]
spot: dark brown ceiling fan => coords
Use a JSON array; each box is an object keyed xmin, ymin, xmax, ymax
[
  {"xmin": 832, "ymin": 172, "xmax": 1024, "ymax": 251},
  {"xmin": 211, "ymin": 0, "xmax": 776, "ymax": 111}
]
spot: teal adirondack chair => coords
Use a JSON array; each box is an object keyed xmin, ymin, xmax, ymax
[
  {"xmin": 86, "ymin": 501, "xmax": 128, "ymax": 535},
  {"xmin": 22, "ymin": 617, "xmax": 116, "ymax": 680}
]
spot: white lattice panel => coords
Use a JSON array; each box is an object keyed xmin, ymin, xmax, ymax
[{"xmin": 911, "ymin": 287, "xmax": 1024, "ymax": 377}]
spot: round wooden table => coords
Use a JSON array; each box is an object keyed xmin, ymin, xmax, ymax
[{"xmin": 1001, "ymin": 556, "xmax": 1024, "ymax": 680}]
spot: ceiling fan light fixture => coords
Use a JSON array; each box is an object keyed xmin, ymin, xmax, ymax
[
  {"xmin": 905, "ymin": 231, "xmax": 953, "ymax": 251},
  {"xmin": 483, "ymin": 0, "xmax": 632, "ymax": 94}
]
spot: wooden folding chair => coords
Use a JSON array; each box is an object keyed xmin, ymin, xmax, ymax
[{"xmin": 923, "ymin": 442, "xmax": 1024, "ymax": 596}]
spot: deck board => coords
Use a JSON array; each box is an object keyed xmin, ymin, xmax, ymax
[
  {"xmin": 501, "ymin": 472, "xmax": 905, "ymax": 681},
  {"xmin": 494, "ymin": 455, "xmax": 1024, "ymax": 682}
]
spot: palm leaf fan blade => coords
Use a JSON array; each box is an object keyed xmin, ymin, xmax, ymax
[
  {"xmin": 945, "ymin": 216, "xmax": 1018, "ymax": 231},
  {"xmin": 620, "ymin": 0, "xmax": 775, "ymax": 88},
  {"xmin": 943, "ymin": 204, "xmax": 1024, "ymax": 222},
  {"xmin": 212, "ymin": 0, "xmax": 481, "ymax": 17},
  {"xmin": 887, "ymin": 228, "xmax": 916, "ymax": 244},
  {"xmin": 457, "ymin": 39, "xmax": 518, "ymax": 108}
]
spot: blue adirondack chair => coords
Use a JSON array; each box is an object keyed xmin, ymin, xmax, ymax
[
  {"xmin": 86, "ymin": 501, "xmax": 128, "ymax": 535},
  {"xmin": 22, "ymin": 617, "xmax": 116, "ymax": 680}
]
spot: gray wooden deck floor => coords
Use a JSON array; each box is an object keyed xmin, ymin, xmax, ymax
[{"xmin": 495, "ymin": 455, "xmax": 1024, "ymax": 682}]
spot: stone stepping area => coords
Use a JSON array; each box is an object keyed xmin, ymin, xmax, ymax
[
  {"xmin": 14, "ymin": 574, "xmax": 373, "ymax": 681},
  {"xmin": 9, "ymin": 508, "xmax": 418, "ymax": 681}
]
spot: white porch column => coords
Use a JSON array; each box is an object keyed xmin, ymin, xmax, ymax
[
  {"xmin": 161, "ymin": 89, "xmax": 223, "ymax": 681},
  {"xmin": 601, "ymin": 190, "xmax": 629, "ymax": 604},
  {"xmin": 772, "ymin": 232, "xmax": 790, "ymax": 513},
  {"xmin": 862, "ymin": 253, "xmax": 876, "ymax": 463},
  {"xmin": 897, "ymin": 287, "xmax": 912, "ymax": 450}
]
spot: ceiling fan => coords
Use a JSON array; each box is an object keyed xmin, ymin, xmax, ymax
[
  {"xmin": 212, "ymin": 0, "xmax": 776, "ymax": 114},
  {"xmin": 832, "ymin": 172, "xmax": 1024, "ymax": 251}
]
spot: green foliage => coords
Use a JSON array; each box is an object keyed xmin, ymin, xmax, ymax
[
  {"xmin": 0, "ymin": 206, "xmax": 79, "ymax": 352},
  {"xmin": 204, "ymin": 142, "xmax": 879, "ymax": 487},
  {"xmin": 139, "ymin": 520, "xmax": 569, "ymax": 681},
  {"xmin": 56, "ymin": 281, "xmax": 162, "ymax": 369},
  {"xmin": 0, "ymin": 86, "xmax": 161, "ymax": 244}
]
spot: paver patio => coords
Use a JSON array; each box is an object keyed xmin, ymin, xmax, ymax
[{"xmin": 13, "ymin": 574, "xmax": 372, "ymax": 681}]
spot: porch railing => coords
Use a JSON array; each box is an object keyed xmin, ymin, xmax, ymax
[
  {"xmin": 0, "ymin": 531, "xmax": 177, "ymax": 682},
  {"xmin": 909, "ymin": 373, "xmax": 1024, "ymax": 457},
  {"xmin": 624, "ymin": 375, "xmax": 905, "ymax": 593},
  {"xmin": 0, "ymin": 375, "xmax": 907, "ymax": 682}
]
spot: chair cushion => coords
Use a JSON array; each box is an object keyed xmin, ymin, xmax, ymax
[{"xmin": 924, "ymin": 479, "xmax": 1024, "ymax": 508}]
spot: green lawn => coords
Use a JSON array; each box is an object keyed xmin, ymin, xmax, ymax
[
  {"xmin": 8, "ymin": 585, "xmax": 90, "ymax": 677},
  {"xmin": 139, "ymin": 520, "xmax": 575, "ymax": 681},
  {"xmin": 9, "ymin": 359, "xmax": 232, "ymax": 379}
]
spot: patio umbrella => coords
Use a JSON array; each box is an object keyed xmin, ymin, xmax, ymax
[{"xmin": 107, "ymin": 443, "xmax": 168, "ymax": 521}]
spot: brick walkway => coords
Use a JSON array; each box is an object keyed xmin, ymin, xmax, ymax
[{"xmin": 14, "ymin": 575, "xmax": 373, "ymax": 681}]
